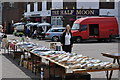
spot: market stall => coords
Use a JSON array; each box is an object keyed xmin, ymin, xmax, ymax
[
  {"xmin": 13, "ymin": 22, "xmax": 26, "ymax": 37},
  {"xmin": 7, "ymin": 39, "xmax": 119, "ymax": 80},
  {"xmin": 37, "ymin": 22, "xmax": 51, "ymax": 39}
]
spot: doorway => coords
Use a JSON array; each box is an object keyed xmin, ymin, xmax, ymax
[{"xmin": 89, "ymin": 24, "xmax": 99, "ymax": 36}]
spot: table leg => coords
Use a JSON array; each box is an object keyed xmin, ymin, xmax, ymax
[
  {"xmin": 105, "ymin": 59, "xmax": 116, "ymax": 80},
  {"xmin": 116, "ymin": 58, "xmax": 120, "ymax": 70},
  {"xmin": 105, "ymin": 70, "xmax": 114, "ymax": 80},
  {"xmin": 53, "ymin": 64, "xmax": 56, "ymax": 80},
  {"xmin": 109, "ymin": 59, "xmax": 116, "ymax": 79},
  {"xmin": 39, "ymin": 66, "xmax": 41, "ymax": 80},
  {"xmin": 31, "ymin": 54, "xmax": 34, "ymax": 73},
  {"xmin": 21, "ymin": 50, "xmax": 25, "ymax": 67},
  {"xmin": 105, "ymin": 71, "xmax": 109, "ymax": 80},
  {"xmin": 34, "ymin": 55, "xmax": 37, "ymax": 75},
  {"xmin": 49, "ymin": 61, "xmax": 51, "ymax": 80},
  {"xmin": 8, "ymin": 46, "xmax": 9, "ymax": 55}
]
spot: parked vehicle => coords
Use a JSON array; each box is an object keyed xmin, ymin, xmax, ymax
[
  {"xmin": 72, "ymin": 17, "xmax": 119, "ymax": 42},
  {"xmin": 13, "ymin": 22, "xmax": 26, "ymax": 37},
  {"xmin": 45, "ymin": 27, "xmax": 65, "ymax": 41},
  {"xmin": 13, "ymin": 22, "xmax": 25, "ymax": 31}
]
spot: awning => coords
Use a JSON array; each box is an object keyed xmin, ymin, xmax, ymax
[
  {"xmin": 13, "ymin": 22, "xmax": 26, "ymax": 27},
  {"xmin": 37, "ymin": 22, "xmax": 51, "ymax": 27}
]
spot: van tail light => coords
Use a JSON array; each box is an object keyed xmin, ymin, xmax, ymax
[{"xmin": 46, "ymin": 33, "xmax": 50, "ymax": 36}]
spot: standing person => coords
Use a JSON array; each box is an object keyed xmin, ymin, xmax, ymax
[
  {"xmin": 0, "ymin": 25, "xmax": 3, "ymax": 50},
  {"xmin": 32, "ymin": 29, "xmax": 37, "ymax": 39},
  {"xmin": 61, "ymin": 24, "xmax": 73, "ymax": 53},
  {"xmin": 26, "ymin": 28, "xmax": 30, "ymax": 37}
]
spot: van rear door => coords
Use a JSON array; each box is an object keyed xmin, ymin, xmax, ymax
[{"xmin": 89, "ymin": 24, "xmax": 99, "ymax": 36}]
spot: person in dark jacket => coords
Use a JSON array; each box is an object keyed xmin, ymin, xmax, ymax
[
  {"xmin": 61, "ymin": 24, "xmax": 73, "ymax": 53},
  {"xmin": 26, "ymin": 28, "xmax": 31, "ymax": 37}
]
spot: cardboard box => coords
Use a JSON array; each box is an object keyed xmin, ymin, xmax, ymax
[
  {"xmin": 23, "ymin": 60, "xmax": 28, "ymax": 68},
  {"xmin": 65, "ymin": 73, "xmax": 91, "ymax": 80},
  {"xmin": 43, "ymin": 64, "xmax": 91, "ymax": 80},
  {"xmin": 27, "ymin": 61, "xmax": 40, "ymax": 73},
  {"xmin": 50, "ymin": 42, "xmax": 62, "ymax": 51},
  {"xmin": 28, "ymin": 61, "xmax": 32, "ymax": 71},
  {"xmin": 44, "ymin": 64, "xmax": 65, "ymax": 79},
  {"xmin": 13, "ymin": 51, "xmax": 23, "ymax": 59},
  {"xmin": 50, "ymin": 42, "xmax": 57, "ymax": 50}
]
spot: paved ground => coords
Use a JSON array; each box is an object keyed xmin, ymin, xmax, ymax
[
  {"xmin": 0, "ymin": 35, "xmax": 120, "ymax": 80},
  {"xmin": 1, "ymin": 50, "xmax": 40, "ymax": 80}
]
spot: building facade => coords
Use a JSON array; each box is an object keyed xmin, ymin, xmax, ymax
[
  {"xmin": 24, "ymin": 0, "xmax": 120, "ymax": 34},
  {"xmin": 0, "ymin": 2, "xmax": 2, "ymax": 25},
  {"xmin": 2, "ymin": 2, "xmax": 27, "ymax": 34}
]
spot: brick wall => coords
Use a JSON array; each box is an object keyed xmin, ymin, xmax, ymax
[
  {"xmin": 0, "ymin": 3, "xmax": 2, "ymax": 25},
  {"xmin": 2, "ymin": 2, "xmax": 27, "ymax": 34}
]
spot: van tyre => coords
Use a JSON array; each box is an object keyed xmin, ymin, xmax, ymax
[
  {"xmin": 97, "ymin": 39, "xmax": 103, "ymax": 42},
  {"xmin": 76, "ymin": 37, "xmax": 82, "ymax": 43},
  {"xmin": 104, "ymin": 38, "xmax": 112, "ymax": 42},
  {"xmin": 52, "ymin": 36, "xmax": 59, "ymax": 42}
]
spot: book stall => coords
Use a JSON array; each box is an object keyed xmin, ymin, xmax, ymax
[{"xmin": 5, "ymin": 39, "xmax": 119, "ymax": 80}]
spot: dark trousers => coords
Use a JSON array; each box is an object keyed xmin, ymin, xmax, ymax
[{"xmin": 62, "ymin": 45, "xmax": 72, "ymax": 53}]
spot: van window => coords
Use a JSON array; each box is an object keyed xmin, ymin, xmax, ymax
[
  {"xmin": 80, "ymin": 24, "xmax": 87, "ymax": 31},
  {"xmin": 72, "ymin": 23, "xmax": 80, "ymax": 30}
]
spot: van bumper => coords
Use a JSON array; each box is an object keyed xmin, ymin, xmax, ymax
[{"xmin": 110, "ymin": 34, "xmax": 119, "ymax": 38}]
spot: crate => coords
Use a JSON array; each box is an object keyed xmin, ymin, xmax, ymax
[
  {"xmin": 50, "ymin": 42, "xmax": 57, "ymax": 50},
  {"xmin": 28, "ymin": 61, "xmax": 33, "ymax": 71},
  {"xmin": 50, "ymin": 42, "xmax": 62, "ymax": 51},
  {"xmin": 44, "ymin": 65, "xmax": 65, "ymax": 79},
  {"xmin": 27, "ymin": 61, "xmax": 40, "ymax": 73},
  {"xmin": 44, "ymin": 64, "xmax": 91, "ymax": 80},
  {"xmin": 12, "ymin": 51, "xmax": 23, "ymax": 59},
  {"xmin": 23, "ymin": 60, "xmax": 28, "ymax": 68}
]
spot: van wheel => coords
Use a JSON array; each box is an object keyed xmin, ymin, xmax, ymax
[
  {"xmin": 52, "ymin": 36, "xmax": 59, "ymax": 42},
  {"xmin": 97, "ymin": 39, "xmax": 103, "ymax": 42},
  {"xmin": 104, "ymin": 38, "xmax": 112, "ymax": 42},
  {"xmin": 76, "ymin": 37, "xmax": 82, "ymax": 43}
]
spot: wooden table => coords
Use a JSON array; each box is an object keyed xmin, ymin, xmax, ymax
[
  {"xmin": 17, "ymin": 46, "xmax": 120, "ymax": 80},
  {"xmin": 101, "ymin": 52, "xmax": 120, "ymax": 80},
  {"xmin": 28, "ymin": 51, "xmax": 119, "ymax": 80},
  {"xmin": 8, "ymin": 42, "xmax": 119, "ymax": 80}
]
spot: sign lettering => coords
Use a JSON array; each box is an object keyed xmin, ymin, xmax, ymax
[{"xmin": 51, "ymin": 9, "xmax": 99, "ymax": 16}]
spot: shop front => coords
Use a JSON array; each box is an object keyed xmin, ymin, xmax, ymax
[
  {"xmin": 24, "ymin": 10, "xmax": 51, "ymax": 23},
  {"xmin": 51, "ymin": 9, "xmax": 99, "ymax": 27},
  {"xmin": 29, "ymin": 14, "xmax": 41, "ymax": 23}
]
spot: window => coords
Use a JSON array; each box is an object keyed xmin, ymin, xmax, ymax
[
  {"xmin": 63, "ymin": 0, "xmax": 76, "ymax": 9},
  {"xmin": 47, "ymin": 1, "xmax": 52, "ymax": 10},
  {"xmin": 38, "ymin": 2, "xmax": 42, "ymax": 11},
  {"xmin": 51, "ymin": 16, "xmax": 63, "ymax": 26},
  {"xmin": 81, "ymin": 24, "xmax": 87, "ymax": 31},
  {"xmin": 72, "ymin": 23, "xmax": 80, "ymax": 30},
  {"xmin": 58, "ymin": 29, "xmax": 65, "ymax": 32},
  {"xmin": 9, "ymin": 2, "xmax": 14, "ymax": 7},
  {"xmin": 51, "ymin": 29, "xmax": 58, "ymax": 32},
  {"xmin": 50, "ymin": 29, "xmax": 64, "ymax": 32},
  {"xmin": 99, "ymin": 0, "xmax": 114, "ymax": 9},
  {"xmin": 30, "ymin": 2, "xmax": 34, "ymax": 12}
]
